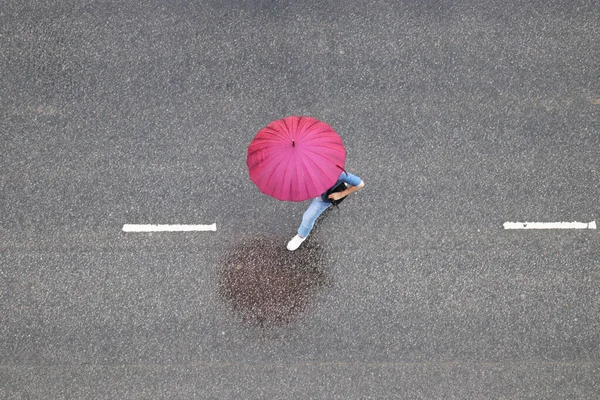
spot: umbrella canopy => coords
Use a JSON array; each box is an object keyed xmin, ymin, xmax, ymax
[{"xmin": 247, "ymin": 116, "xmax": 346, "ymax": 202}]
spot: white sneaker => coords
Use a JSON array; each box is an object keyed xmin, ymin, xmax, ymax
[{"xmin": 287, "ymin": 235, "xmax": 306, "ymax": 251}]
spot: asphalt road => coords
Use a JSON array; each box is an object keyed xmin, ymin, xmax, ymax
[{"xmin": 1, "ymin": 0, "xmax": 599, "ymax": 398}]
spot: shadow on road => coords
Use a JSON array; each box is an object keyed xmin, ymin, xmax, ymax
[{"xmin": 218, "ymin": 235, "xmax": 331, "ymax": 328}]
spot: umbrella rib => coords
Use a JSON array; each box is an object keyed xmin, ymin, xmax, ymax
[
  {"xmin": 296, "ymin": 118, "xmax": 323, "ymax": 142},
  {"xmin": 295, "ymin": 149, "xmax": 315, "ymax": 198},
  {"xmin": 301, "ymin": 145, "xmax": 345, "ymax": 165},
  {"xmin": 262, "ymin": 151, "xmax": 290, "ymax": 185},
  {"xmin": 280, "ymin": 148, "xmax": 299, "ymax": 200},
  {"xmin": 253, "ymin": 150, "xmax": 290, "ymax": 193},
  {"xmin": 302, "ymin": 151, "xmax": 338, "ymax": 191},
  {"xmin": 268, "ymin": 121, "xmax": 291, "ymax": 140},
  {"xmin": 249, "ymin": 138, "xmax": 291, "ymax": 166},
  {"xmin": 301, "ymin": 144, "xmax": 346, "ymax": 156},
  {"xmin": 247, "ymin": 142, "xmax": 288, "ymax": 161},
  {"xmin": 299, "ymin": 134, "xmax": 342, "ymax": 146}
]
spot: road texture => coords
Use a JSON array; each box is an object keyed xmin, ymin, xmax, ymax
[{"xmin": 1, "ymin": 0, "xmax": 599, "ymax": 398}]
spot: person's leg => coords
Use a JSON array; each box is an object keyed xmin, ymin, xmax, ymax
[
  {"xmin": 298, "ymin": 197, "xmax": 331, "ymax": 238},
  {"xmin": 288, "ymin": 197, "xmax": 331, "ymax": 251}
]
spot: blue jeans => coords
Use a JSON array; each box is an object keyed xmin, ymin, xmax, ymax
[{"xmin": 298, "ymin": 196, "xmax": 331, "ymax": 237}]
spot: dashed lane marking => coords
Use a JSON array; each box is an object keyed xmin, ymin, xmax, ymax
[
  {"xmin": 122, "ymin": 224, "xmax": 217, "ymax": 232},
  {"xmin": 503, "ymin": 221, "xmax": 596, "ymax": 230}
]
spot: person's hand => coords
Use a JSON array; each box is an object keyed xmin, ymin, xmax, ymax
[{"xmin": 328, "ymin": 192, "xmax": 345, "ymax": 201}]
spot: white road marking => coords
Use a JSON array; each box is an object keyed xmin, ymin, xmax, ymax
[
  {"xmin": 122, "ymin": 224, "xmax": 217, "ymax": 232},
  {"xmin": 503, "ymin": 221, "xmax": 596, "ymax": 230}
]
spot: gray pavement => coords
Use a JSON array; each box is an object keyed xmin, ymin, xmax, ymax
[{"xmin": 1, "ymin": 0, "xmax": 600, "ymax": 398}]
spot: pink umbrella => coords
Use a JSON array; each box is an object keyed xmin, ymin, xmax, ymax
[{"xmin": 247, "ymin": 116, "xmax": 346, "ymax": 202}]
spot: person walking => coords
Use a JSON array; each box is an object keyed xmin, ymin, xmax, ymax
[{"xmin": 287, "ymin": 171, "xmax": 364, "ymax": 251}]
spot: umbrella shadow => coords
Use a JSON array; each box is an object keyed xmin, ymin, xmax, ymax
[{"xmin": 218, "ymin": 236, "xmax": 331, "ymax": 328}]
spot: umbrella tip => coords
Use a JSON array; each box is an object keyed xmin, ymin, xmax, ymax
[{"xmin": 292, "ymin": 140, "xmax": 295, "ymax": 147}]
